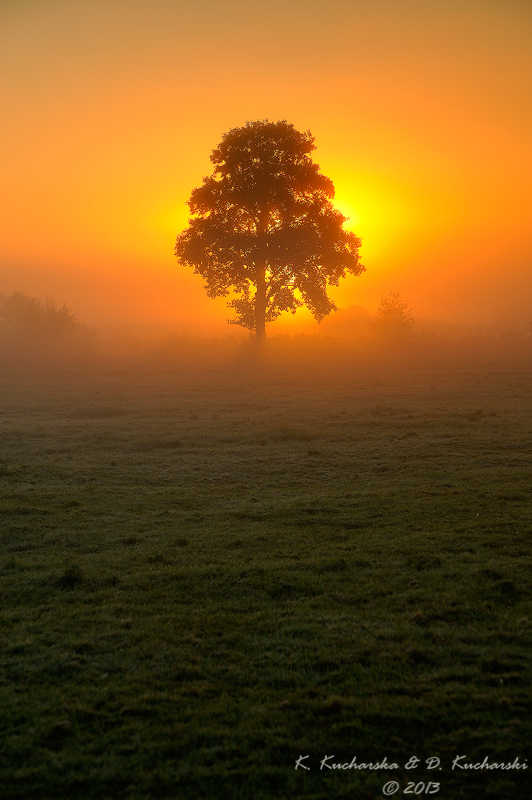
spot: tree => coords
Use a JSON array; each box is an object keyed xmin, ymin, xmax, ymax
[
  {"xmin": 175, "ymin": 120, "xmax": 364, "ymax": 342},
  {"xmin": 373, "ymin": 292, "xmax": 416, "ymax": 340}
]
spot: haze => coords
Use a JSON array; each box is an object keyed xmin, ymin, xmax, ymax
[{"xmin": 2, "ymin": 0, "xmax": 531, "ymax": 334}]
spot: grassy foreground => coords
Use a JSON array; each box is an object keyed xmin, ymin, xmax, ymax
[{"xmin": 0, "ymin": 349, "xmax": 531, "ymax": 799}]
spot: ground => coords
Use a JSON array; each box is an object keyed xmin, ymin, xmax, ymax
[{"xmin": 0, "ymin": 344, "xmax": 531, "ymax": 799}]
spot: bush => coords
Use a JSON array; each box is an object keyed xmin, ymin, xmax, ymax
[{"xmin": 0, "ymin": 292, "xmax": 95, "ymax": 358}]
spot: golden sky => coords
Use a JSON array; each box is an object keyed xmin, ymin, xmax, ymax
[{"xmin": 1, "ymin": 0, "xmax": 531, "ymax": 331}]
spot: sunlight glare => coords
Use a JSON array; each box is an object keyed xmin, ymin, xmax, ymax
[{"xmin": 332, "ymin": 198, "xmax": 362, "ymax": 228}]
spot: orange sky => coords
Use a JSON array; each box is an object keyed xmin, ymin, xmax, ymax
[{"xmin": 1, "ymin": 0, "xmax": 531, "ymax": 332}]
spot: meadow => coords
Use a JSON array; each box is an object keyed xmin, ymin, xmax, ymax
[{"xmin": 0, "ymin": 340, "xmax": 531, "ymax": 799}]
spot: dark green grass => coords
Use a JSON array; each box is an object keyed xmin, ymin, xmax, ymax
[{"xmin": 0, "ymin": 355, "xmax": 531, "ymax": 799}]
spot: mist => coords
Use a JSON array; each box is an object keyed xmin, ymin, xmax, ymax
[{"xmin": 2, "ymin": 289, "xmax": 531, "ymax": 380}]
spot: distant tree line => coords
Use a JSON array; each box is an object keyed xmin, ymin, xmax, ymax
[{"xmin": 0, "ymin": 292, "xmax": 95, "ymax": 353}]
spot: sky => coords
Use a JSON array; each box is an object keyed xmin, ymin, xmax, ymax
[{"xmin": 1, "ymin": 0, "xmax": 531, "ymax": 333}]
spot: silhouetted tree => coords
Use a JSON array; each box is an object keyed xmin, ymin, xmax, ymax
[
  {"xmin": 175, "ymin": 120, "xmax": 364, "ymax": 342},
  {"xmin": 373, "ymin": 292, "xmax": 416, "ymax": 340}
]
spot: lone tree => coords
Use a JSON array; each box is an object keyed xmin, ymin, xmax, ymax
[{"xmin": 175, "ymin": 120, "xmax": 364, "ymax": 341}]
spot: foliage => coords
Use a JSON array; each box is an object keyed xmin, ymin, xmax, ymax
[
  {"xmin": 175, "ymin": 120, "xmax": 364, "ymax": 340},
  {"xmin": 374, "ymin": 291, "xmax": 416, "ymax": 339}
]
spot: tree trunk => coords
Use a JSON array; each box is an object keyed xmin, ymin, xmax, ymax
[
  {"xmin": 254, "ymin": 260, "xmax": 266, "ymax": 344},
  {"xmin": 255, "ymin": 211, "xmax": 268, "ymax": 343}
]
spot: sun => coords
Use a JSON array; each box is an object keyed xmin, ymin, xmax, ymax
[{"xmin": 332, "ymin": 197, "xmax": 362, "ymax": 229}]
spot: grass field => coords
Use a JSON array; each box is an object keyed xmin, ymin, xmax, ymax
[{"xmin": 1, "ymin": 344, "xmax": 531, "ymax": 799}]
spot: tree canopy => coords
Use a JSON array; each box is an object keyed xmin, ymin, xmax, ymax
[{"xmin": 175, "ymin": 120, "xmax": 364, "ymax": 341}]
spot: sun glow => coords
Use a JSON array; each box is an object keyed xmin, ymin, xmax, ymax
[
  {"xmin": 332, "ymin": 198, "xmax": 362, "ymax": 228},
  {"xmin": 332, "ymin": 176, "xmax": 424, "ymax": 268}
]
